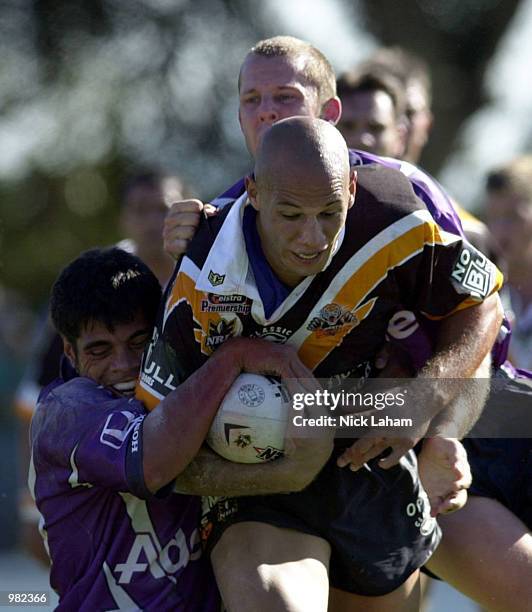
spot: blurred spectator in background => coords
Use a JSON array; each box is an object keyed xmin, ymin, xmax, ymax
[
  {"xmin": 345, "ymin": 47, "xmax": 499, "ymax": 262},
  {"xmin": 13, "ymin": 169, "xmax": 193, "ymax": 563},
  {"xmin": 485, "ymin": 156, "xmax": 532, "ymax": 370},
  {"xmin": 336, "ymin": 68, "xmax": 406, "ymax": 157},
  {"xmin": 358, "ymin": 46, "xmax": 434, "ymax": 165},
  {"xmin": 118, "ymin": 171, "xmax": 193, "ymax": 286}
]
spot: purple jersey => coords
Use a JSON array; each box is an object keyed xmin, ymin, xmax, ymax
[{"xmin": 30, "ymin": 371, "xmax": 219, "ymax": 611}]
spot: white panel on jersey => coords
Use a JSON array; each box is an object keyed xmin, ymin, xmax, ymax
[{"xmin": 196, "ymin": 192, "xmax": 252, "ymax": 296}]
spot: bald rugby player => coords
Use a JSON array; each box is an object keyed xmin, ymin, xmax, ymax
[{"xmin": 138, "ymin": 118, "xmax": 502, "ymax": 612}]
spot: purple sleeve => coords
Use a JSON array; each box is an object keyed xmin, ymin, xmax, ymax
[
  {"xmin": 42, "ymin": 380, "xmax": 151, "ymax": 497},
  {"xmin": 349, "ymin": 149, "xmax": 465, "ymax": 237}
]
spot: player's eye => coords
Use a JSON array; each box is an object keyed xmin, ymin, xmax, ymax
[
  {"xmin": 86, "ymin": 347, "xmax": 111, "ymax": 358},
  {"xmin": 131, "ymin": 333, "xmax": 151, "ymax": 350},
  {"xmin": 241, "ymin": 94, "xmax": 259, "ymax": 105},
  {"xmin": 277, "ymin": 93, "xmax": 296, "ymax": 103}
]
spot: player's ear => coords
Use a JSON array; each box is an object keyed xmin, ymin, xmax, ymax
[
  {"xmin": 245, "ymin": 175, "xmax": 259, "ymax": 211},
  {"xmin": 320, "ymin": 97, "xmax": 342, "ymax": 125},
  {"xmin": 63, "ymin": 338, "xmax": 77, "ymax": 370},
  {"xmin": 348, "ymin": 169, "xmax": 357, "ymax": 209}
]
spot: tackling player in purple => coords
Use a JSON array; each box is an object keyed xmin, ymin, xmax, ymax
[
  {"xmin": 29, "ymin": 248, "xmax": 218, "ymax": 611},
  {"xmin": 30, "ymin": 247, "xmax": 328, "ymax": 611}
]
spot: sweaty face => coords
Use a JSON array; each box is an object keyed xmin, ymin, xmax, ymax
[
  {"xmin": 64, "ymin": 313, "xmax": 152, "ymax": 397},
  {"xmin": 248, "ymin": 165, "xmax": 356, "ymax": 287},
  {"xmin": 239, "ymin": 54, "xmax": 322, "ymax": 157},
  {"xmin": 485, "ymin": 189, "xmax": 532, "ymax": 270},
  {"xmin": 337, "ymin": 90, "xmax": 402, "ymax": 157}
]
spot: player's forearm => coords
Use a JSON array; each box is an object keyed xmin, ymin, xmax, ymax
[
  {"xmin": 415, "ymin": 294, "xmax": 501, "ymax": 417},
  {"xmin": 173, "ymin": 446, "xmax": 323, "ymax": 496},
  {"xmin": 142, "ymin": 343, "xmax": 243, "ymax": 494},
  {"xmin": 420, "ymin": 293, "xmax": 501, "ymax": 380},
  {"xmin": 427, "ymin": 354, "xmax": 491, "ymax": 438}
]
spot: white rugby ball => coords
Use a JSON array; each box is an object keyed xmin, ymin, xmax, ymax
[{"xmin": 207, "ymin": 373, "xmax": 290, "ymax": 463}]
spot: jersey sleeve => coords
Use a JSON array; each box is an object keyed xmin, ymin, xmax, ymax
[
  {"xmin": 397, "ymin": 219, "xmax": 503, "ymax": 319},
  {"xmin": 35, "ymin": 379, "xmax": 151, "ymax": 498},
  {"xmin": 136, "ymin": 260, "xmax": 208, "ymax": 411}
]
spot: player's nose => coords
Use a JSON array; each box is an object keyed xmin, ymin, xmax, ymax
[
  {"xmin": 113, "ymin": 346, "xmax": 142, "ymax": 377},
  {"xmin": 258, "ymin": 99, "xmax": 279, "ymax": 123},
  {"xmin": 297, "ymin": 218, "xmax": 328, "ymax": 250}
]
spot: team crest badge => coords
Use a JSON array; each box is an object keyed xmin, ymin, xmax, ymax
[
  {"xmin": 307, "ymin": 299, "xmax": 377, "ymax": 338},
  {"xmin": 208, "ymin": 270, "xmax": 225, "ymax": 287},
  {"xmin": 307, "ymin": 303, "xmax": 357, "ymax": 337}
]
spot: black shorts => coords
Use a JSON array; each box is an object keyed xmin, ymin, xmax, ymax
[
  {"xmin": 464, "ymin": 438, "xmax": 532, "ymax": 530},
  {"xmin": 469, "ymin": 365, "xmax": 532, "ymax": 437},
  {"xmin": 200, "ymin": 447, "xmax": 441, "ymax": 596},
  {"xmin": 464, "ymin": 367, "xmax": 532, "ymax": 530}
]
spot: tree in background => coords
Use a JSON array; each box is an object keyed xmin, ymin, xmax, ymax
[{"xmin": 0, "ymin": 0, "xmax": 523, "ymax": 306}]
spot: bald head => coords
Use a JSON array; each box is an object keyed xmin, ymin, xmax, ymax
[
  {"xmin": 255, "ymin": 117, "xmax": 350, "ymax": 189},
  {"xmin": 246, "ymin": 117, "xmax": 356, "ymax": 288}
]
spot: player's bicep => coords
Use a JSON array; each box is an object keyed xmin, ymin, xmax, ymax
[{"xmin": 72, "ymin": 399, "xmax": 147, "ymax": 495}]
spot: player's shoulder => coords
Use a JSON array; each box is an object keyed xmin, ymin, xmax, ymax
[
  {"xmin": 35, "ymin": 377, "xmax": 139, "ymax": 431},
  {"xmin": 185, "ymin": 204, "xmax": 234, "ymax": 270},
  {"xmin": 354, "ymin": 163, "xmax": 425, "ymax": 215},
  {"xmin": 43, "ymin": 376, "xmax": 108, "ymax": 407}
]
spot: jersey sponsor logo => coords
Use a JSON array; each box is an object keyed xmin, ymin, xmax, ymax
[
  {"xmin": 205, "ymin": 318, "xmax": 238, "ymax": 349},
  {"xmin": 100, "ymin": 411, "xmax": 145, "ymax": 450},
  {"xmin": 406, "ymin": 488, "xmax": 437, "ymax": 536},
  {"xmin": 112, "ymin": 527, "xmax": 201, "ymax": 584},
  {"xmin": 141, "ymin": 359, "xmax": 178, "ymax": 393},
  {"xmin": 451, "ymin": 246, "xmax": 492, "ymax": 298},
  {"xmin": 386, "ymin": 310, "xmax": 420, "ymax": 340},
  {"xmin": 140, "ymin": 327, "xmax": 179, "ymax": 394},
  {"xmin": 130, "ymin": 418, "xmax": 142, "ymax": 453},
  {"xmin": 207, "ymin": 270, "xmax": 225, "ymax": 286},
  {"xmin": 252, "ymin": 325, "xmax": 293, "ymax": 343},
  {"xmin": 200, "ymin": 293, "xmax": 251, "ymax": 314}
]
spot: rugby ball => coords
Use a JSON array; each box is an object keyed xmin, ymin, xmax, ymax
[{"xmin": 206, "ymin": 373, "xmax": 290, "ymax": 463}]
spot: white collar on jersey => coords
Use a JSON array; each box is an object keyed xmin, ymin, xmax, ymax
[
  {"xmin": 196, "ymin": 192, "xmax": 346, "ymax": 293},
  {"xmin": 194, "ymin": 191, "xmax": 346, "ymax": 322}
]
